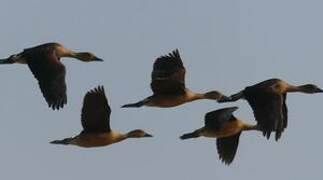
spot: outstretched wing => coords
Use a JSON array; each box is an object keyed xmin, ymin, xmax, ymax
[
  {"xmin": 216, "ymin": 132, "xmax": 241, "ymax": 165},
  {"xmin": 150, "ymin": 49, "xmax": 186, "ymax": 95},
  {"xmin": 81, "ymin": 86, "xmax": 111, "ymax": 133},
  {"xmin": 25, "ymin": 45, "xmax": 67, "ymax": 110},
  {"xmin": 204, "ymin": 107, "xmax": 239, "ymax": 130},
  {"xmin": 281, "ymin": 93, "xmax": 288, "ymax": 134},
  {"xmin": 244, "ymin": 87, "xmax": 285, "ymax": 140}
]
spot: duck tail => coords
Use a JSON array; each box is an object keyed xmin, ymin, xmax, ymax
[
  {"xmin": 50, "ymin": 137, "xmax": 73, "ymax": 145},
  {"xmin": 121, "ymin": 100, "xmax": 147, "ymax": 108},
  {"xmin": 0, "ymin": 58, "xmax": 13, "ymax": 64},
  {"xmin": 180, "ymin": 131, "xmax": 200, "ymax": 140},
  {"xmin": 0, "ymin": 55, "xmax": 18, "ymax": 64}
]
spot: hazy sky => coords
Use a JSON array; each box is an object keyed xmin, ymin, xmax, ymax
[{"xmin": 0, "ymin": 0, "xmax": 322, "ymax": 179}]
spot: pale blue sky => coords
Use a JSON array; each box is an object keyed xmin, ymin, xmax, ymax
[{"xmin": 0, "ymin": 0, "xmax": 322, "ymax": 179}]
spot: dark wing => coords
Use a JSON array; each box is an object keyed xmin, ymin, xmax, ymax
[
  {"xmin": 244, "ymin": 87, "xmax": 284, "ymax": 140},
  {"xmin": 150, "ymin": 49, "xmax": 186, "ymax": 95},
  {"xmin": 25, "ymin": 46, "xmax": 67, "ymax": 110},
  {"xmin": 216, "ymin": 132, "xmax": 241, "ymax": 165},
  {"xmin": 250, "ymin": 78, "xmax": 282, "ymax": 88},
  {"xmin": 81, "ymin": 86, "xmax": 111, "ymax": 133},
  {"xmin": 282, "ymin": 93, "xmax": 288, "ymax": 131},
  {"xmin": 204, "ymin": 107, "xmax": 238, "ymax": 130}
]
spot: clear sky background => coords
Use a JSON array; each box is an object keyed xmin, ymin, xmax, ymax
[{"xmin": 0, "ymin": 0, "xmax": 322, "ymax": 179}]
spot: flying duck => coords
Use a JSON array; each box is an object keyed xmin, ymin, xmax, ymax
[
  {"xmin": 180, "ymin": 107, "xmax": 259, "ymax": 165},
  {"xmin": 50, "ymin": 86, "xmax": 152, "ymax": 148},
  {"xmin": 218, "ymin": 78, "xmax": 323, "ymax": 141},
  {"xmin": 0, "ymin": 42, "xmax": 103, "ymax": 110},
  {"xmin": 122, "ymin": 49, "xmax": 228, "ymax": 108}
]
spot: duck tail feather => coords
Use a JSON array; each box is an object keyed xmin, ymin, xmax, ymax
[
  {"xmin": 50, "ymin": 137, "xmax": 73, "ymax": 145},
  {"xmin": 121, "ymin": 100, "xmax": 146, "ymax": 108},
  {"xmin": 180, "ymin": 131, "xmax": 200, "ymax": 140},
  {"xmin": 0, "ymin": 55, "xmax": 19, "ymax": 64}
]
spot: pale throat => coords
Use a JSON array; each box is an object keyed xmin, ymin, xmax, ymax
[
  {"xmin": 185, "ymin": 90, "xmax": 204, "ymax": 101},
  {"xmin": 55, "ymin": 46, "xmax": 78, "ymax": 58}
]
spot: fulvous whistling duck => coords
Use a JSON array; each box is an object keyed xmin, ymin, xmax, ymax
[
  {"xmin": 218, "ymin": 78, "xmax": 323, "ymax": 141},
  {"xmin": 122, "ymin": 49, "xmax": 228, "ymax": 108},
  {"xmin": 0, "ymin": 42, "xmax": 103, "ymax": 110},
  {"xmin": 50, "ymin": 86, "xmax": 152, "ymax": 148},
  {"xmin": 180, "ymin": 107, "xmax": 259, "ymax": 165}
]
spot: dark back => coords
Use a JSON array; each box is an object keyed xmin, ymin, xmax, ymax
[{"xmin": 204, "ymin": 107, "xmax": 238, "ymax": 130}]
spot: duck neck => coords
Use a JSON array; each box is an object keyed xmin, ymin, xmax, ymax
[
  {"xmin": 285, "ymin": 85, "xmax": 302, "ymax": 93},
  {"xmin": 185, "ymin": 90, "xmax": 204, "ymax": 101},
  {"xmin": 242, "ymin": 124, "xmax": 260, "ymax": 131},
  {"xmin": 66, "ymin": 52, "xmax": 85, "ymax": 60},
  {"xmin": 106, "ymin": 131, "xmax": 128, "ymax": 142},
  {"xmin": 55, "ymin": 45, "xmax": 78, "ymax": 59},
  {"xmin": 193, "ymin": 93, "xmax": 205, "ymax": 100}
]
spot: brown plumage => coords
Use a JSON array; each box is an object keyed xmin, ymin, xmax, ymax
[
  {"xmin": 50, "ymin": 86, "xmax": 152, "ymax": 148},
  {"xmin": 180, "ymin": 107, "xmax": 259, "ymax": 165},
  {"xmin": 0, "ymin": 42, "xmax": 103, "ymax": 110},
  {"xmin": 219, "ymin": 78, "xmax": 323, "ymax": 141},
  {"xmin": 122, "ymin": 49, "xmax": 228, "ymax": 108}
]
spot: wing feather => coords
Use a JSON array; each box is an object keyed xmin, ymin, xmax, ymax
[
  {"xmin": 204, "ymin": 107, "xmax": 238, "ymax": 130},
  {"xmin": 244, "ymin": 87, "xmax": 285, "ymax": 140},
  {"xmin": 25, "ymin": 45, "xmax": 67, "ymax": 110},
  {"xmin": 216, "ymin": 132, "xmax": 241, "ymax": 165},
  {"xmin": 81, "ymin": 86, "xmax": 111, "ymax": 133},
  {"xmin": 150, "ymin": 49, "xmax": 186, "ymax": 95}
]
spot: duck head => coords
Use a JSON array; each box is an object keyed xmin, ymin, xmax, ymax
[
  {"xmin": 299, "ymin": 84, "xmax": 323, "ymax": 93},
  {"xmin": 74, "ymin": 52, "xmax": 103, "ymax": 62},
  {"xmin": 127, "ymin": 129, "xmax": 153, "ymax": 138},
  {"xmin": 204, "ymin": 91, "xmax": 231, "ymax": 101}
]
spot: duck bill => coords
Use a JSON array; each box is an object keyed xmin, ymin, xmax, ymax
[
  {"xmin": 144, "ymin": 133, "xmax": 153, "ymax": 137},
  {"xmin": 93, "ymin": 57, "xmax": 104, "ymax": 61}
]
